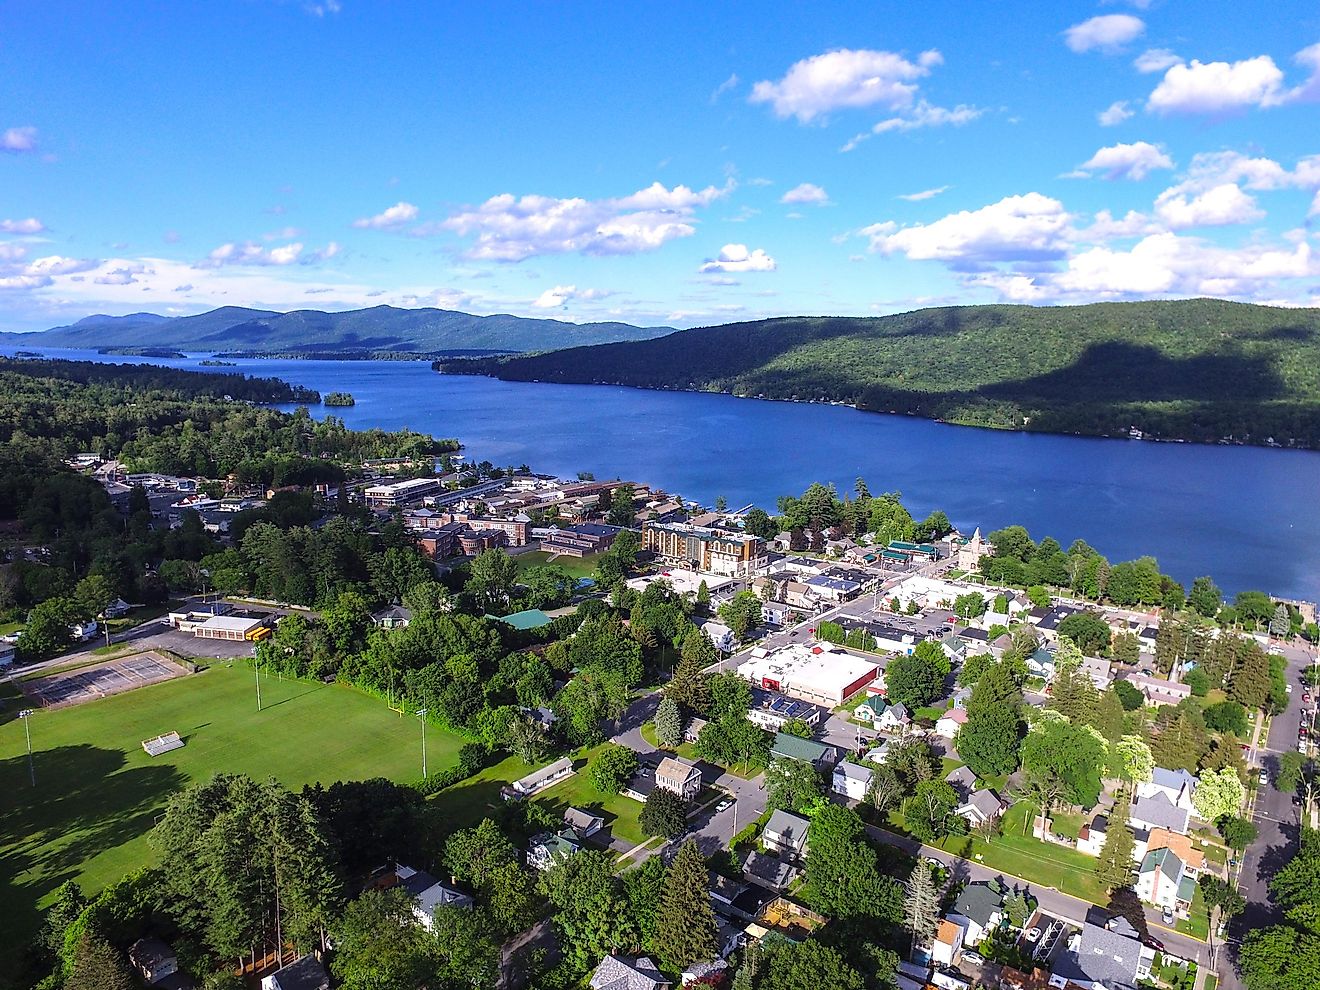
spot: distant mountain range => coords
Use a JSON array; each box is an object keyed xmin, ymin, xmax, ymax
[
  {"xmin": 2, "ymin": 305, "xmax": 673, "ymax": 354},
  {"xmin": 437, "ymin": 298, "xmax": 1320, "ymax": 448}
]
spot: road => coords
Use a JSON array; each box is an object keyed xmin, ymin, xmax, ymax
[{"xmin": 1223, "ymin": 640, "xmax": 1318, "ymax": 990}]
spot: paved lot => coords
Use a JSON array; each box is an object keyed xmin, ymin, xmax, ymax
[{"xmin": 20, "ymin": 651, "xmax": 190, "ymax": 708}]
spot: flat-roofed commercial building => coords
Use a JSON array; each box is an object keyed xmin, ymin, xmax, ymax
[
  {"xmin": 364, "ymin": 477, "xmax": 445, "ymax": 509},
  {"xmin": 642, "ymin": 521, "xmax": 767, "ymax": 577},
  {"xmin": 738, "ymin": 642, "xmax": 879, "ymax": 707}
]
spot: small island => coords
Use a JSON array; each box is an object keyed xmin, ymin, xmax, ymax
[
  {"xmin": 198, "ymin": 358, "xmax": 236, "ymax": 367},
  {"xmin": 324, "ymin": 391, "xmax": 356, "ymax": 407},
  {"xmin": 98, "ymin": 346, "xmax": 187, "ymax": 358}
]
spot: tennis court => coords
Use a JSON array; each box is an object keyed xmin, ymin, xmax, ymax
[{"xmin": 21, "ymin": 651, "xmax": 190, "ymax": 708}]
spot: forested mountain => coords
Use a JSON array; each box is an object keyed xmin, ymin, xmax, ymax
[
  {"xmin": 438, "ymin": 299, "xmax": 1320, "ymax": 446},
  {"xmin": 4, "ymin": 305, "xmax": 672, "ymax": 354}
]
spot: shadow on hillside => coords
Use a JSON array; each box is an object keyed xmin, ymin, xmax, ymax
[{"xmin": 0, "ymin": 744, "xmax": 186, "ymax": 970}]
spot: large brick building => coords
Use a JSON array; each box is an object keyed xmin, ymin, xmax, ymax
[{"xmin": 642, "ymin": 521, "xmax": 767, "ymax": 577}]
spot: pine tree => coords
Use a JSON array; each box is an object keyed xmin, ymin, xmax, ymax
[
  {"xmin": 668, "ymin": 628, "xmax": 715, "ymax": 711},
  {"xmin": 731, "ymin": 939, "xmax": 760, "ymax": 990},
  {"xmin": 903, "ymin": 860, "xmax": 940, "ymax": 960},
  {"xmin": 695, "ymin": 580, "xmax": 711, "ymax": 616},
  {"xmin": 1230, "ymin": 646, "xmax": 1272, "ymax": 709},
  {"xmin": 1269, "ymin": 603, "xmax": 1291, "ymax": 637},
  {"xmin": 1096, "ymin": 791, "xmax": 1136, "ymax": 891},
  {"xmin": 654, "ymin": 840, "xmax": 717, "ymax": 971},
  {"xmin": 68, "ymin": 930, "xmax": 135, "ymax": 990},
  {"xmin": 655, "ymin": 696, "xmax": 684, "ymax": 749}
]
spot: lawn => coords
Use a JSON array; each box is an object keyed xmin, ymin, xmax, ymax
[
  {"xmin": 1173, "ymin": 880, "xmax": 1211, "ymax": 941},
  {"xmin": 886, "ymin": 802, "xmax": 1111, "ymax": 906},
  {"xmin": 514, "ymin": 550, "xmax": 604, "ymax": 580},
  {"xmin": 0, "ymin": 662, "xmax": 465, "ymax": 977},
  {"xmin": 638, "ymin": 721, "xmax": 759, "ymax": 779},
  {"xmin": 1050, "ymin": 810, "xmax": 1085, "ymax": 841}
]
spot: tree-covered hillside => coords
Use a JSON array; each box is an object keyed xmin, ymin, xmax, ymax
[{"xmin": 438, "ymin": 299, "xmax": 1320, "ymax": 446}]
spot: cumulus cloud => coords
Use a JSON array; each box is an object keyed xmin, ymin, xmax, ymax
[
  {"xmin": 1070, "ymin": 141, "xmax": 1174, "ymax": 181},
  {"xmin": 95, "ymin": 264, "xmax": 149, "ymax": 285},
  {"xmin": 863, "ymin": 193, "xmax": 1073, "ymax": 266},
  {"xmin": 1148, "ymin": 55, "xmax": 1287, "ymax": 113},
  {"xmin": 1064, "ymin": 15, "xmax": 1145, "ymax": 54},
  {"xmin": 1, "ymin": 126, "xmax": 38, "ymax": 153},
  {"xmin": 0, "ymin": 217, "xmax": 46, "ymax": 234},
  {"xmin": 531, "ymin": 284, "xmax": 613, "ymax": 308},
  {"xmin": 871, "ymin": 100, "xmax": 983, "ymax": 134},
  {"xmin": 441, "ymin": 180, "xmax": 730, "ymax": 261},
  {"xmin": 352, "ymin": 201, "xmax": 419, "ymax": 230},
  {"xmin": 1154, "ymin": 183, "xmax": 1265, "ymax": 228},
  {"xmin": 1134, "ymin": 48, "xmax": 1183, "ymax": 73},
  {"xmin": 0, "ymin": 252, "xmax": 99, "ymax": 291},
  {"xmin": 1098, "ymin": 101, "xmax": 1134, "ymax": 126},
  {"xmin": 699, "ymin": 244, "xmax": 777, "ymax": 273},
  {"xmin": 780, "ymin": 182, "xmax": 829, "ymax": 205},
  {"xmin": 749, "ymin": 48, "xmax": 942, "ymax": 123},
  {"xmin": 897, "ymin": 186, "xmax": 950, "ymax": 202},
  {"xmin": 198, "ymin": 240, "xmax": 338, "ymax": 268},
  {"xmin": 25, "ymin": 256, "xmax": 101, "ymax": 276}
]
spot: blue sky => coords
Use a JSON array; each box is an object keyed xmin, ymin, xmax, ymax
[{"xmin": 2, "ymin": 1, "xmax": 1319, "ymax": 331}]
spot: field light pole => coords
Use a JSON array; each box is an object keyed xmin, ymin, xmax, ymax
[
  {"xmin": 255, "ymin": 655, "xmax": 263, "ymax": 711},
  {"xmin": 18, "ymin": 709, "xmax": 35, "ymax": 786},
  {"xmin": 417, "ymin": 708, "xmax": 428, "ymax": 778}
]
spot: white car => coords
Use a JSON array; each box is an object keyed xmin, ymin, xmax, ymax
[
  {"xmin": 1024, "ymin": 927, "xmax": 1041, "ymax": 942},
  {"xmin": 961, "ymin": 951, "xmax": 986, "ymax": 967},
  {"xmin": 715, "ymin": 799, "xmax": 733, "ymax": 813},
  {"xmin": 1287, "ymin": 684, "xmax": 1294, "ymax": 694}
]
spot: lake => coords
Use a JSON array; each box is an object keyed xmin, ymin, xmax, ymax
[{"xmin": 6, "ymin": 347, "xmax": 1320, "ymax": 600}]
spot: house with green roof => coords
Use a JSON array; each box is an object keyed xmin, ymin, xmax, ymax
[{"xmin": 771, "ymin": 732, "xmax": 840, "ymax": 771}]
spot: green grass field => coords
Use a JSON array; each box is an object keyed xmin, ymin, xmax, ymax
[
  {"xmin": 0, "ymin": 662, "xmax": 463, "ymax": 976},
  {"xmin": 513, "ymin": 550, "xmax": 604, "ymax": 580}
]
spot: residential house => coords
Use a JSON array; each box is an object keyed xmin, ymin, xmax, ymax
[
  {"xmin": 260, "ymin": 955, "xmax": 330, "ymax": 990},
  {"xmin": 935, "ymin": 707, "xmax": 968, "ymax": 739},
  {"xmin": 682, "ymin": 960, "xmax": 730, "ymax": 986},
  {"xmin": 102, "ymin": 598, "xmax": 132, "ymax": 619},
  {"xmin": 741, "ymin": 851, "xmax": 799, "ymax": 892},
  {"xmin": 832, "ymin": 761, "xmax": 873, "ymax": 801},
  {"xmin": 1122, "ymin": 672, "xmax": 1192, "ymax": 707},
  {"xmin": 932, "ymin": 919, "xmax": 965, "ymax": 968},
  {"xmin": 564, "ymin": 807, "xmax": 605, "ymax": 838},
  {"xmin": 946, "ymin": 765, "xmax": 978, "ymax": 801},
  {"xmin": 1136, "ymin": 768, "xmax": 1198, "ymax": 812},
  {"xmin": 371, "ymin": 604, "xmax": 413, "ymax": 629},
  {"xmin": 1076, "ymin": 814, "xmax": 1109, "ymax": 857},
  {"xmin": 770, "ymin": 732, "xmax": 840, "ymax": 771},
  {"xmin": 1130, "ymin": 792, "xmax": 1191, "ymax": 835},
  {"xmin": 656, "ymin": 756, "xmax": 703, "ymax": 800},
  {"xmin": 589, "ymin": 955, "xmax": 671, "ymax": 990},
  {"xmin": 1050, "ymin": 921, "xmax": 1153, "ymax": 990},
  {"xmin": 505, "ymin": 757, "xmax": 574, "ymax": 799},
  {"xmin": 700, "ymin": 619, "xmax": 737, "ymax": 653},
  {"xmin": 527, "ymin": 829, "xmax": 582, "ymax": 872},
  {"xmin": 1025, "ymin": 647, "xmax": 1056, "ymax": 680},
  {"xmin": 1136, "ymin": 847, "xmax": 1191, "ymax": 914},
  {"xmin": 853, "ymin": 696, "xmax": 887, "ymax": 724},
  {"xmin": 878, "ymin": 703, "xmax": 910, "ymax": 732},
  {"xmin": 1079, "ymin": 656, "xmax": 1113, "ymax": 690},
  {"xmin": 395, "ymin": 865, "xmax": 474, "ymax": 928},
  {"xmin": 955, "ymin": 789, "xmax": 1005, "ymax": 828},
  {"xmin": 684, "ymin": 716, "xmax": 708, "ymax": 744},
  {"xmin": 762, "ymin": 810, "xmax": 811, "ymax": 861},
  {"xmin": 947, "ymin": 881, "xmax": 1006, "ymax": 946},
  {"xmin": 1144, "ymin": 828, "xmax": 1206, "ymax": 876},
  {"xmin": 128, "ymin": 938, "xmax": 180, "ymax": 986}
]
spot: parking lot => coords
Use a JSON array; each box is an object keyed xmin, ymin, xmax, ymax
[{"xmin": 112, "ymin": 619, "xmax": 260, "ymax": 660}]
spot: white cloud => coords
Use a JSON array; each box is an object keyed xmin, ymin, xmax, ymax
[
  {"xmin": 1, "ymin": 126, "xmax": 37, "ymax": 153},
  {"xmin": 531, "ymin": 284, "xmax": 613, "ymax": 308},
  {"xmin": 870, "ymin": 99, "xmax": 983, "ymax": 134},
  {"xmin": 352, "ymin": 201, "xmax": 419, "ymax": 230},
  {"xmin": 95, "ymin": 264, "xmax": 149, "ymax": 285},
  {"xmin": 1154, "ymin": 182, "xmax": 1265, "ymax": 228},
  {"xmin": 25, "ymin": 256, "xmax": 101, "ymax": 276},
  {"xmin": 1134, "ymin": 48, "xmax": 1183, "ymax": 73},
  {"xmin": 897, "ymin": 186, "xmax": 950, "ymax": 202},
  {"xmin": 197, "ymin": 239, "xmax": 344, "ymax": 268},
  {"xmin": 0, "ymin": 243, "xmax": 27, "ymax": 263},
  {"xmin": 441, "ymin": 180, "xmax": 730, "ymax": 261},
  {"xmin": 1077, "ymin": 209, "xmax": 1162, "ymax": 240},
  {"xmin": 780, "ymin": 182, "xmax": 829, "ymax": 205},
  {"xmin": 749, "ymin": 48, "xmax": 941, "ymax": 123},
  {"xmin": 0, "ymin": 217, "xmax": 46, "ymax": 234},
  {"xmin": 710, "ymin": 73, "xmax": 740, "ymax": 102},
  {"xmin": 1098, "ymin": 101, "xmax": 1134, "ymax": 126},
  {"xmin": 1064, "ymin": 15, "xmax": 1145, "ymax": 54},
  {"xmin": 1311, "ymin": 189, "xmax": 1320, "ymax": 218},
  {"xmin": 1147, "ymin": 55, "xmax": 1287, "ymax": 113},
  {"xmin": 1292, "ymin": 42, "xmax": 1320, "ymax": 102},
  {"xmin": 864, "ymin": 193, "xmax": 1073, "ymax": 265},
  {"xmin": 699, "ymin": 244, "xmax": 777, "ymax": 273},
  {"xmin": 1071, "ymin": 141, "xmax": 1174, "ymax": 181}
]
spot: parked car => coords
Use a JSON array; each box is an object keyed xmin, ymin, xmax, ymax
[
  {"xmin": 1024, "ymin": 927, "xmax": 1042, "ymax": 942},
  {"xmin": 961, "ymin": 951, "xmax": 986, "ymax": 967},
  {"xmin": 1260, "ymin": 769, "xmax": 1270, "ymax": 785},
  {"xmin": 716, "ymin": 799, "xmax": 733, "ymax": 813},
  {"xmin": 1144, "ymin": 934, "xmax": 1166, "ymax": 952},
  {"xmin": 1162, "ymin": 906, "xmax": 1175, "ymax": 925},
  {"xmin": 1304, "ymin": 692, "xmax": 1311, "ymax": 703}
]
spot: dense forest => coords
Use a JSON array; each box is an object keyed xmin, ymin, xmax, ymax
[{"xmin": 438, "ymin": 298, "xmax": 1320, "ymax": 447}]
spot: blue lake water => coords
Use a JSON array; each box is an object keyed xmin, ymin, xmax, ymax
[{"xmin": 6, "ymin": 347, "xmax": 1320, "ymax": 599}]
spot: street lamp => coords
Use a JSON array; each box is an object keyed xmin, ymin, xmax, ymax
[
  {"xmin": 417, "ymin": 708, "xmax": 429, "ymax": 778},
  {"xmin": 17, "ymin": 709, "xmax": 35, "ymax": 786}
]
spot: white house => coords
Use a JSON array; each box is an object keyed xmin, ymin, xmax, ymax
[
  {"xmin": 932, "ymin": 920, "xmax": 964, "ymax": 967},
  {"xmin": 955, "ymin": 789, "xmax": 1004, "ymax": 828},
  {"xmin": 832, "ymin": 761, "xmax": 873, "ymax": 801},
  {"xmin": 762, "ymin": 809, "xmax": 811, "ymax": 861},
  {"xmin": 1136, "ymin": 847, "xmax": 1193, "ymax": 915},
  {"xmin": 699, "ymin": 619, "xmax": 737, "ymax": 653},
  {"xmin": 1123, "ymin": 672, "xmax": 1192, "ymax": 707},
  {"xmin": 656, "ymin": 756, "xmax": 703, "ymax": 800},
  {"xmin": 1136, "ymin": 768, "xmax": 1198, "ymax": 812},
  {"xmin": 128, "ymin": 938, "xmax": 179, "ymax": 986},
  {"xmin": 878, "ymin": 703, "xmax": 910, "ymax": 732},
  {"xmin": 527, "ymin": 830, "xmax": 582, "ymax": 872},
  {"xmin": 564, "ymin": 807, "xmax": 605, "ymax": 838},
  {"xmin": 935, "ymin": 707, "xmax": 968, "ymax": 739}
]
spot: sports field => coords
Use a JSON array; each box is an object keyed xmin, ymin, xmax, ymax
[{"xmin": 0, "ymin": 662, "xmax": 463, "ymax": 976}]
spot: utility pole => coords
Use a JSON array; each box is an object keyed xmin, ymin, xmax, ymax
[
  {"xmin": 255, "ymin": 655, "xmax": 262, "ymax": 711},
  {"xmin": 417, "ymin": 708, "xmax": 429, "ymax": 778},
  {"xmin": 18, "ymin": 709, "xmax": 35, "ymax": 786}
]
